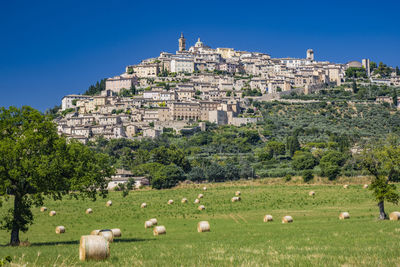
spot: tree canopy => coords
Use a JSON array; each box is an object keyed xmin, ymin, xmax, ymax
[{"xmin": 0, "ymin": 106, "xmax": 114, "ymax": 245}]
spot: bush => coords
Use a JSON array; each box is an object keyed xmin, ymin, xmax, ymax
[
  {"xmin": 284, "ymin": 174, "xmax": 292, "ymax": 182},
  {"xmin": 187, "ymin": 167, "xmax": 206, "ymax": 182},
  {"xmin": 292, "ymin": 151, "xmax": 317, "ymax": 171},
  {"xmin": 206, "ymin": 163, "xmax": 226, "ymax": 182},
  {"xmin": 151, "ymin": 164, "xmax": 185, "ymax": 189},
  {"xmin": 303, "ymin": 170, "xmax": 314, "ymax": 183}
]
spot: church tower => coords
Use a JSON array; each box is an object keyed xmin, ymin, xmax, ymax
[{"xmin": 179, "ymin": 33, "xmax": 186, "ymax": 52}]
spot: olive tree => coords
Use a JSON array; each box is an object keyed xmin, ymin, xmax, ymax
[
  {"xmin": 0, "ymin": 106, "xmax": 114, "ymax": 246},
  {"xmin": 361, "ymin": 135, "xmax": 400, "ymax": 219}
]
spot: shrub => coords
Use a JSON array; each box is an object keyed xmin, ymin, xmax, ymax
[
  {"xmin": 188, "ymin": 167, "xmax": 206, "ymax": 182},
  {"xmin": 303, "ymin": 170, "xmax": 314, "ymax": 183},
  {"xmin": 284, "ymin": 174, "xmax": 292, "ymax": 182},
  {"xmin": 292, "ymin": 151, "xmax": 317, "ymax": 170},
  {"xmin": 151, "ymin": 164, "xmax": 185, "ymax": 189}
]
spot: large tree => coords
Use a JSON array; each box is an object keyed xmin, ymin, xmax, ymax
[
  {"xmin": 361, "ymin": 135, "xmax": 400, "ymax": 219},
  {"xmin": 0, "ymin": 106, "xmax": 114, "ymax": 246}
]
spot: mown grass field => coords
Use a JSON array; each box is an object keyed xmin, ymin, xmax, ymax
[{"xmin": 1, "ymin": 179, "xmax": 400, "ymax": 266}]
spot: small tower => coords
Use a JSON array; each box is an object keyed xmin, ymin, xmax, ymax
[
  {"xmin": 306, "ymin": 49, "xmax": 314, "ymax": 61},
  {"xmin": 179, "ymin": 33, "xmax": 186, "ymax": 52}
]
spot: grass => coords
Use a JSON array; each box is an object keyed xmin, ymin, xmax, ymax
[{"xmin": 1, "ymin": 179, "xmax": 400, "ymax": 266}]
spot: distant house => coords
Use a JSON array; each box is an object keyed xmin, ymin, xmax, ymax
[{"xmin": 107, "ymin": 169, "xmax": 149, "ymax": 190}]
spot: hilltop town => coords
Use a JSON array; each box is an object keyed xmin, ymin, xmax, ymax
[{"xmin": 57, "ymin": 34, "xmax": 400, "ymax": 143}]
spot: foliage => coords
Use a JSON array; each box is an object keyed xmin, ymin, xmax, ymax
[
  {"xmin": 0, "ymin": 106, "xmax": 114, "ymax": 245},
  {"xmin": 360, "ymin": 135, "xmax": 400, "ymax": 218},
  {"xmin": 345, "ymin": 67, "xmax": 367, "ymax": 79},
  {"xmin": 187, "ymin": 167, "xmax": 206, "ymax": 182},
  {"xmin": 83, "ymin": 78, "xmax": 107, "ymax": 95},
  {"xmin": 319, "ymin": 150, "xmax": 346, "ymax": 180},
  {"xmin": 151, "ymin": 164, "xmax": 185, "ymax": 189},
  {"xmin": 292, "ymin": 151, "xmax": 317, "ymax": 171},
  {"xmin": 302, "ymin": 170, "xmax": 314, "ymax": 183},
  {"xmin": 206, "ymin": 163, "xmax": 226, "ymax": 182}
]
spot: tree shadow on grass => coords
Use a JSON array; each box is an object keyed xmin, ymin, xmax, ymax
[{"xmin": 0, "ymin": 238, "xmax": 151, "ymax": 247}]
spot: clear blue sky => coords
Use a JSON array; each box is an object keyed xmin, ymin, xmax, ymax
[{"xmin": 0, "ymin": 0, "xmax": 399, "ymax": 111}]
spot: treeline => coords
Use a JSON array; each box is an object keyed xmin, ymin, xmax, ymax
[{"xmin": 84, "ymin": 78, "xmax": 107, "ymax": 95}]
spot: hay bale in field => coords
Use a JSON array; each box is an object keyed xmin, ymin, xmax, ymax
[
  {"xmin": 49, "ymin": 211, "xmax": 56, "ymax": 216},
  {"xmin": 106, "ymin": 200, "xmax": 112, "ymax": 207},
  {"xmin": 197, "ymin": 221, "xmax": 210, "ymax": 232},
  {"xmin": 231, "ymin": 196, "xmax": 241, "ymax": 202},
  {"xmin": 144, "ymin": 221, "xmax": 153, "ymax": 228},
  {"xmin": 363, "ymin": 184, "xmax": 369, "ymax": 189},
  {"xmin": 150, "ymin": 218, "xmax": 158, "ymax": 225},
  {"xmin": 111, "ymin": 228, "xmax": 121, "ymax": 237},
  {"xmin": 309, "ymin": 191, "xmax": 315, "ymax": 196},
  {"xmin": 181, "ymin": 198, "xmax": 188, "ymax": 203},
  {"xmin": 198, "ymin": 194, "xmax": 204, "ymax": 199},
  {"xmin": 194, "ymin": 198, "xmax": 200, "ymax": 204},
  {"xmin": 235, "ymin": 191, "xmax": 241, "ymax": 196},
  {"xmin": 86, "ymin": 208, "xmax": 93, "ymax": 214},
  {"xmin": 98, "ymin": 229, "xmax": 113, "ymax": 243},
  {"xmin": 79, "ymin": 235, "xmax": 110, "ymax": 261},
  {"xmin": 153, "ymin": 226, "xmax": 166, "ymax": 236},
  {"xmin": 168, "ymin": 199, "xmax": 174, "ymax": 205},
  {"xmin": 343, "ymin": 184, "xmax": 349, "ymax": 189},
  {"xmin": 389, "ymin": 212, "xmax": 400, "ymax": 221},
  {"xmin": 91, "ymin": 230, "xmax": 100, "ymax": 235},
  {"xmin": 203, "ymin": 186, "xmax": 207, "ymax": 191},
  {"xmin": 282, "ymin": 215, "xmax": 293, "ymax": 223},
  {"xmin": 55, "ymin": 226, "xmax": 65, "ymax": 234},
  {"xmin": 141, "ymin": 203, "xmax": 147, "ymax": 208},
  {"xmin": 263, "ymin": 215, "xmax": 273, "ymax": 222},
  {"xmin": 40, "ymin": 207, "xmax": 47, "ymax": 212},
  {"xmin": 198, "ymin": 205, "xmax": 205, "ymax": 210},
  {"xmin": 339, "ymin": 212, "xmax": 350, "ymax": 220}
]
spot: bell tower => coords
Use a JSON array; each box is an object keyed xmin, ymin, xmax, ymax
[{"xmin": 179, "ymin": 33, "xmax": 186, "ymax": 52}]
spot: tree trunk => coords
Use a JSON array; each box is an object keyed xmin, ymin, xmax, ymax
[
  {"xmin": 10, "ymin": 194, "xmax": 21, "ymax": 246},
  {"xmin": 378, "ymin": 201, "xmax": 387, "ymax": 220}
]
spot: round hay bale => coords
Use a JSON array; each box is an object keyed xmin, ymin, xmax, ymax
[
  {"xmin": 168, "ymin": 200, "xmax": 174, "ymax": 205},
  {"xmin": 98, "ymin": 229, "xmax": 113, "ymax": 243},
  {"xmin": 343, "ymin": 184, "xmax": 349, "ymax": 189},
  {"xmin": 389, "ymin": 211, "xmax": 400, "ymax": 221},
  {"xmin": 198, "ymin": 205, "xmax": 205, "ymax": 210},
  {"xmin": 106, "ymin": 200, "xmax": 112, "ymax": 207},
  {"xmin": 79, "ymin": 235, "xmax": 110, "ymax": 261},
  {"xmin": 40, "ymin": 207, "xmax": 47, "ymax": 212},
  {"xmin": 194, "ymin": 198, "xmax": 200, "ymax": 204},
  {"xmin": 197, "ymin": 221, "xmax": 210, "ymax": 232},
  {"xmin": 86, "ymin": 208, "xmax": 93, "ymax": 214},
  {"xmin": 231, "ymin": 196, "xmax": 241, "ymax": 202},
  {"xmin": 181, "ymin": 198, "xmax": 188, "ymax": 203},
  {"xmin": 55, "ymin": 226, "xmax": 65, "ymax": 234},
  {"xmin": 150, "ymin": 218, "xmax": 158, "ymax": 225},
  {"xmin": 144, "ymin": 221, "xmax": 153, "ymax": 228},
  {"xmin": 198, "ymin": 194, "xmax": 204, "ymax": 199},
  {"xmin": 363, "ymin": 184, "xmax": 369, "ymax": 189},
  {"xmin": 111, "ymin": 228, "xmax": 121, "ymax": 237},
  {"xmin": 263, "ymin": 215, "xmax": 273, "ymax": 222},
  {"xmin": 339, "ymin": 212, "xmax": 350, "ymax": 220},
  {"xmin": 309, "ymin": 191, "xmax": 315, "ymax": 196},
  {"xmin": 141, "ymin": 203, "xmax": 147, "ymax": 208},
  {"xmin": 153, "ymin": 226, "xmax": 166, "ymax": 236},
  {"xmin": 49, "ymin": 211, "xmax": 56, "ymax": 216},
  {"xmin": 91, "ymin": 230, "xmax": 100, "ymax": 235},
  {"xmin": 282, "ymin": 215, "xmax": 293, "ymax": 223},
  {"xmin": 203, "ymin": 186, "xmax": 207, "ymax": 191},
  {"xmin": 235, "ymin": 191, "xmax": 241, "ymax": 196}
]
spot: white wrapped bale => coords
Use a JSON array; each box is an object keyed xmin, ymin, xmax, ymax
[
  {"xmin": 282, "ymin": 215, "xmax": 293, "ymax": 223},
  {"xmin": 197, "ymin": 221, "xmax": 210, "ymax": 232},
  {"xmin": 153, "ymin": 226, "xmax": 166, "ymax": 235},
  {"xmin": 263, "ymin": 215, "xmax": 273, "ymax": 222}
]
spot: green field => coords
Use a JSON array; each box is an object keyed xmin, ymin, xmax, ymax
[{"xmin": 1, "ymin": 179, "xmax": 400, "ymax": 266}]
